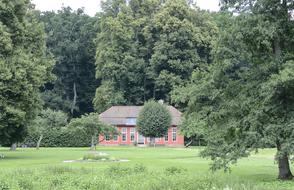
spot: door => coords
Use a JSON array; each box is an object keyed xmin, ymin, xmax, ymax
[{"xmin": 138, "ymin": 134, "xmax": 145, "ymax": 144}]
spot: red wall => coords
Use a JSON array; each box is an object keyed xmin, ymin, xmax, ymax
[{"xmin": 99, "ymin": 125, "xmax": 184, "ymax": 146}]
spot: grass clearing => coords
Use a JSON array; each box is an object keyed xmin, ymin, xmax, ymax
[{"xmin": 0, "ymin": 147, "xmax": 293, "ymax": 190}]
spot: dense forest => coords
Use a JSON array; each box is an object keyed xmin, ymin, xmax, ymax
[{"xmin": 0, "ymin": 0, "xmax": 293, "ymax": 180}]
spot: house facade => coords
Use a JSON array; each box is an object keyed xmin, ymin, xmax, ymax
[{"xmin": 99, "ymin": 106, "xmax": 184, "ymax": 146}]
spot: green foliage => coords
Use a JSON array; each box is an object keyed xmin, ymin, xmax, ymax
[
  {"xmin": 95, "ymin": 0, "xmax": 217, "ymax": 107},
  {"xmin": 0, "ymin": 0, "xmax": 54, "ymax": 146},
  {"xmin": 25, "ymin": 126, "xmax": 91, "ymax": 147},
  {"xmin": 1, "ymin": 147, "xmax": 294, "ymax": 189},
  {"xmin": 83, "ymin": 153, "xmax": 113, "ymax": 161},
  {"xmin": 83, "ymin": 153, "xmax": 107, "ymax": 160},
  {"xmin": 172, "ymin": 0, "xmax": 294, "ymax": 178},
  {"xmin": 68, "ymin": 113, "xmax": 116, "ymax": 136},
  {"xmin": 30, "ymin": 109, "xmax": 68, "ymax": 131},
  {"xmin": 165, "ymin": 166, "xmax": 186, "ymax": 175},
  {"xmin": 68, "ymin": 113, "xmax": 117, "ymax": 148},
  {"xmin": 93, "ymin": 81, "xmax": 125, "ymax": 113},
  {"xmin": 39, "ymin": 7, "xmax": 98, "ymax": 117},
  {"xmin": 136, "ymin": 101, "xmax": 171, "ymax": 138}
]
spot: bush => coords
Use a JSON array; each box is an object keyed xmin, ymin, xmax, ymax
[
  {"xmin": 83, "ymin": 153, "xmax": 110, "ymax": 161},
  {"xmin": 165, "ymin": 166, "xmax": 186, "ymax": 175},
  {"xmin": 0, "ymin": 181, "xmax": 9, "ymax": 190}
]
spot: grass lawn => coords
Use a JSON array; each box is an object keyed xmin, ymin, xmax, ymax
[{"xmin": 0, "ymin": 147, "xmax": 293, "ymax": 190}]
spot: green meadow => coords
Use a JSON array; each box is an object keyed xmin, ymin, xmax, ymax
[{"xmin": 0, "ymin": 147, "xmax": 293, "ymax": 190}]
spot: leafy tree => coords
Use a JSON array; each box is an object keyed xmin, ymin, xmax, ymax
[
  {"xmin": 147, "ymin": 0, "xmax": 217, "ymax": 101},
  {"xmin": 95, "ymin": 0, "xmax": 217, "ymax": 110},
  {"xmin": 27, "ymin": 109, "xmax": 68, "ymax": 149},
  {"xmin": 172, "ymin": 0, "xmax": 294, "ymax": 180},
  {"xmin": 93, "ymin": 81, "xmax": 125, "ymax": 113},
  {"xmin": 39, "ymin": 7, "xmax": 98, "ymax": 117},
  {"xmin": 0, "ymin": 0, "xmax": 54, "ymax": 150},
  {"xmin": 136, "ymin": 101, "xmax": 172, "ymax": 145},
  {"xmin": 68, "ymin": 113, "xmax": 117, "ymax": 150}
]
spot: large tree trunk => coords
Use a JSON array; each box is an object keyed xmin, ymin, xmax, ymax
[
  {"xmin": 36, "ymin": 134, "xmax": 43, "ymax": 150},
  {"xmin": 10, "ymin": 143, "xmax": 17, "ymax": 151},
  {"xmin": 278, "ymin": 154, "xmax": 293, "ymax": 180}
]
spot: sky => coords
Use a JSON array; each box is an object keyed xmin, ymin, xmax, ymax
[{"xmin": 31, "ymin": 0, "xmax": 220, "ymax": 16}]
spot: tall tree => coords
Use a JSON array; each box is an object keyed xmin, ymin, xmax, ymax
[
  {"xmin": 147, "ymin": 0, "xmax": 217, "ymax": 101},
  {"xmin": 0, "ymin": 0, "xmax": 54, "ymax": 149},
  {"xmin": 40, "ymin": 7, "xmax": 98, "ymax": 117},
  {"xmin": 173, "ymin": 0, "xmax": 294, "ymax": 180},
  {"xmin": 95, "ymin": 0, "xmax": 217, "ymax": 112}
]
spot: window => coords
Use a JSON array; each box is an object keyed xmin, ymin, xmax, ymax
[
  {"xmin": 113, "ymin": 134, "xmax": 118, "ymax": 141},
  {"xmin": 122, "ymin": 128, "xmax": 127, "ymax": 142},
  {"xmin": 130, "ymin": 128, "xmax": 135, "ymax": 142},
  {"xmin": 126, "ymin": 117, "xmax": 137, "ymax": 125},
  {"xmin": 105, "ymin": 134, "xmax": 110, "ymax": 141},
  {"xmin": 164, "ymin": 132, "xmax": 169, "ymax": 142},
  {"xmin": 172, "ymin": 128, "xmax": 177, "ymax": 142}
]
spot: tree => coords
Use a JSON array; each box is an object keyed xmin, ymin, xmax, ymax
[
  {"xmin": 68, "ymin": 113, "xmax": 117, "ymax": 150},
  {"xmin": 136, "ymin": 101, "xmax": 171, "ymax": 145},
  {"xmin": 172, "ymin": 0, "xmax": 294, "ymax": 180},
  {"xmin": 93, "ymin": 81, "xmax": 125, "ymax": 113},
  {"xmin": 39, "ymin": 7, "xmax": 99, "ymax": 117},
  {"xmin": 27, "ymin": 109, "xmax": 68, "ymax": 149},
  {"xmin": 147, "ymin": 0, "xmax": 217, "ymax": 101},
  {"xmin": 95, "ymin": 0, "xmax": 217, "ymax": 108},
  {"xmin": 0, "ymin": 0, "xmax": 54, "ymax": 150}
]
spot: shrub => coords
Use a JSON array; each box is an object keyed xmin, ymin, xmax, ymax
[
  {"xmin": 136, "ymin": 101, "xmax": 172, "ymax": 140},
  {"xmin": 0, "ymin": 181, "xmax": 9, "ymax": 190},
  {"xmin": 83, "ymin": 153, "xmax": 110, "ymax": 161},
  {"xmin": 165, "ymin": 166, "xmax": 186, "ymax": 175}
]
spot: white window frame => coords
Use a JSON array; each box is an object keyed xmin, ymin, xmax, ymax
[
  {"xmin": 172, "ymin": 127, "xmax": 177, "ymax": 142},
  {"xmin": 164, "ymin": 132, "xmax": 169, "ymax": 142},
  {"xmin": 122, "ymin": 128, "xmax": 127, "ymax": 142},
  {"xmin": 130, "ymin": 128, "xmax": 136, "ymax": 142}
]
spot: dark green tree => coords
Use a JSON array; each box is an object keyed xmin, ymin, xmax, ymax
[
  {"xmin": 40, "ymin": 7, "xmax": 98, "ymax": 117},
  {"xmin": 136, "ymin": 101, "xmax": 172, "ymax": 145},
  {"xmin": 95, "ymin": 0, "xmax": 217, "ymax": 111},
  {"xmin": 172, "ymin": 0, "xmax": 294, "ymax": 180},
  {"xmin": 0, "ymin": 0, "xmax": 54, "ymax": 150},
  {"xmin": 147, "ymin": 0, "xmax": 217, "ymax": 101}
]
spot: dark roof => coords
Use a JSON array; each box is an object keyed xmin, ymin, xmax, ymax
[{"xmin": 99, "ymin": 106, "xmax": 181, "ymax": 126}]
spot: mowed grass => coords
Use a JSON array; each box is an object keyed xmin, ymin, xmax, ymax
[{"xmin": 0, "ymin": 147, "xmax": 293, "ymax": 190}]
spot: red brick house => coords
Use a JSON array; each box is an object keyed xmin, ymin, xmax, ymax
[{"xmin": 99, "ymin": 106, "xmax": 184, "ymax": 146}]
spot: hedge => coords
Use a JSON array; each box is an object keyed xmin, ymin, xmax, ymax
[{"xmin": 23, "ymin": 127, "xmax": 92, "ymax": 147}]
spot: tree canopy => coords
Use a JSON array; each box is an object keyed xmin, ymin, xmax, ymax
[
  {"xmin": 40, "ymin": 7, "xmax": 98, "ymax": 117},
  {"xmin": 136, "ymin": 101, "xmax": 172, "ymax": 139},
  {"xmin": 0, "ymin": 0, "xmax": 54, "ymax": 147},
  {"xmin": 68, "ymin": 113, "xmax": 117, "ymax": 150},
  {"xmin": 172, "ymin": 0, "xmax": 294, "ymax": 180},
  {"xmin": 94, "ymin": 0, "xmax": 217, "ymax": 112}
]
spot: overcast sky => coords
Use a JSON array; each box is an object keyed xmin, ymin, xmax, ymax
[{"xmin": 32, "ymin": 0, "xmax": 220, "ymax": 16}]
